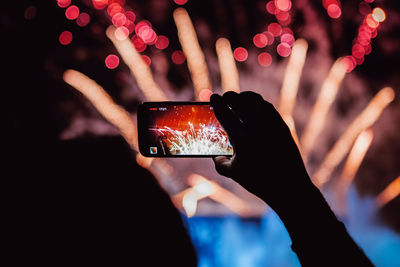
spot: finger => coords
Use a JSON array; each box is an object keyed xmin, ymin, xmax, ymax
[
  {"xmin": 237, "ymin": 92, "xmax": 290, "ymax": 137},
  {"xmin": 222, "ymin": 91, "xmax": 240, "ymax": 105},
  {"xmin": 224, "ymin": 91, "xmax": 265, "ymax": 123},
  {"xmin": 239, "ymin": 91, "xmax": 265, "ymax": 103},
  {"xmin": 221, "ymin": 91, "xmax": 246, "ymax": 123},
  {"xmin": 210, "ymin": 94, "xmax": 243, "ymax": 145},
  {"xmin": 215, "ymin": 38, "xmax": 240, "ymax": 93},
  {"xmin": 224, "ymin": 91, "xmax": 282, "ymax": 129},
  {"xmin": 105, "ymin": 26, "xmax": 167, "ymax": 101},
  {"xmin": 213, "ymin": 156, "xmax": 233, "ymax": 177},
  {"xmin": 173, "ymin": 8, "xmax": 212, "ymax": 100}
]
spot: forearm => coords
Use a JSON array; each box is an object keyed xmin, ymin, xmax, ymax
[{"xmin": 261, "ymin": 176, "xmax": 373, "ymax": 266}]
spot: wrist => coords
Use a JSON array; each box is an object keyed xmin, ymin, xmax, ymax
[
  {"xmin": 258, "ymin": 168, "xmax": 314, "ymax": 212},
  {"xmin": 270, "ymin": 180, "xmax": 341, "ymax": 241}
]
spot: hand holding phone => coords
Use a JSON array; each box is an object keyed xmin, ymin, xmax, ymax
[
  {"xmin": 210, "ymin": 91, "xmax": 312, "ymax": 208},
  {"xmin": 211, "ymin": 91, "xmax": 374, "ymax": 267},
  {"xmin": 138, "ymin": 102, "xmax": 233, "ymax": 157}
]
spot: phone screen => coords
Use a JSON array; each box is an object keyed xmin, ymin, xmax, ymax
[{"xmin": 138, "ymin": 102, "xmax": 233, "ymax": 157}]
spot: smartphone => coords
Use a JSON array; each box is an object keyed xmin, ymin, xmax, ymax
[{"xmin": 138, "ymin": 102, "xmax": 233, "ymax": 157}]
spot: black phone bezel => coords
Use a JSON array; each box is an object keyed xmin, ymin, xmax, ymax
[{"xmin": 137, "ymin": 101, "xmax": 233, "ymax": 158}]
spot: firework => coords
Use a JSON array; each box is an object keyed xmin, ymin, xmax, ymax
[
  {"xmin": 153, "ymin": 122, "xmax": 233, "ymax": 155},
  {"xmin": 105, "ymin": 26, "xmax": 168, "ymax": 101},
  {"xmin": 376, "ymin": 176, "xmax": 400, "ymax": 208},
  {"xmin": 63, "ymin": 69, "xmax": 138, "ymax": 149},
  {"xmin": 216, "ymin": 38, "xmax": 240, "ymax": 93},
  {"xmin": 278, "ymin": 39, "xmax": 308, "ymax": 118},
  {"xmin": 312, "ymin": 87, "xmax": 394, "ymax": 187},
  {"xmin": 300, "ymin": 58, "xmax": 348, "ymax": 162},
  {"xmin": 173, "ymin": 8, "xmax": 212, "ymax": 100},
  {"xmin": 56, "ymin": 2, "xmax": 395, "ymax": 220}
]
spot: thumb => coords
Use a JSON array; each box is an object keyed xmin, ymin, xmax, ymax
[{"xmin": 213, "ymin": 156, "xmax": 233, "ymax": 177}]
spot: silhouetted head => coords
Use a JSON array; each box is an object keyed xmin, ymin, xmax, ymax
[{"xmin": 13, "ymin": 136, "xmax": 197, "ymax": 266}]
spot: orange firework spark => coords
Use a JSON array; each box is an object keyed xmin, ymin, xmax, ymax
[
  {"xmin": 376, "ymin": 176, "xmax": 400, "ymax": 208},
  {"xmin": 173, "ymin": 8, "xmax": 212, "ymax": 100},
  {"xmin": 278, "ymin": 39, "xmax": 308, "ymax": 118},
  {"xmin": 300, "ymin": 58, "xmax": 348, "ymax": 162},
  {"xmin": 335, "ymin": 129, "xmax": 374, "ymax": 216},
  {"xmin": 106, "ymin": 26, "xmax": 167, "ymax": 101},
  {"xmin": 216, "ymin": 38, "xmax": 240, "ymax": 93},
  {"xmin": 63, "ymin": 70, "xmax": 138, "ymax": 149},
  {"xmin": 313, "ymin": 87, "xmax": 395, "ymax": 187}
]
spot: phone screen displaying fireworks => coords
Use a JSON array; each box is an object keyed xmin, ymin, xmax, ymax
[{"xmin": 138, "ymin": 103, "xmax": 233, "ymax": 157}]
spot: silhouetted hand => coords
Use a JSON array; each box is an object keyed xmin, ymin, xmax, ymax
[
  {"xmin": 211, "ymin": 91, "xmax": 373, "ymax": 266},
  {"xmin": 211, "ymin": 91, "xmax": 313, "ymax": 210}
]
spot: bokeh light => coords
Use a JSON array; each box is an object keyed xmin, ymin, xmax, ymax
[
  {"xmin": 76, "ymin": 12, "xmax": 90, "ymax": 27},
  {"xmin": 141, "ymin": 55, "xmax": 151, "ymax": 66},
  {"xmin": 131, "ymin": 35, "xmax": 147, "ymax": 52},
  {"xmin": 358, "ymin": 1, "xmax": 371, "ymax": 15},
  {"xmin": 343, "ymin": 56, "xmax": 356, "ymax": 72},
  {"xmin": 266, "ymin": 1, "xmax": 279, "ymax": 15},
  {"xmin": 364, "ymin": 43, "xmax": 372, "ymax": 55},
  {"xmin": 274, "ymin": 0, "xmax": 292, "ymax": 12},
  {"xmin": 59, "ymin": 30, "xmax": 73, "ymax": 45},
  {"xmin": 278, "ymin": 16, "xmax": 291, "ymax": 26},
  {"xmin": 327, "ymin": 4, "xmax": 342, "ymax": 19},
  {"xmin": 322, "ymin": 0, "xmax": 340, "ymax": 9},
  {"xmin": 370, "ymin": 28, "xmax": 377, "ymax": 38},
  {"xmin": 115, "ymin": 26, "xmax": 129, "ymax": 40},
  {"xmin": 171, "ymin": 50, "xmax": 186, "ymax": 64},
  {"xmin": 105, "ymin": 54, "xmax": 120, "ymax": 69},
  {"xmin": 340, "ymin": 2, "xmax": 387, "ymax": 73},
  {"xmin": 135, "ymin": 21, "xmax": 151, "ymax": 33},
  {"xmin": 24, "ymin": 5, "xmax": 37, "ymax": 20},
  {"xmin": 135, "ymin": 21, "xmax": 156, "ymax": 44},
  {"xmin": 233, "ymin": 47, "xmax": 248, "ymax": 62},
  {"xmin": 65, "ymin": 5, "xmax": 79, "ymax": 20},
  {"xmin": 277, "ymin": 42, "xmax": 291, "ymax": 57},
  {"xmin": 125, "ymin": 11, "xmax": 136, "ymax": 22},
  {"xmin": 57, "ymin": 0, "xmax": 71, "ymax": 8},
  {"xmin": 112, "ymin": 12, "xmax": 127, "ymax": 27},
  {"xmin": 275, "ymin": 11, "xmax": 290, "ymax": 22},
  {"xmin": 253, "ymin": 33, "xmax": 268, "ymax": 48},
  {"xmin": 365, "ymin": 14, "xmax": 379, "ymax": 28},
  {"xmin": 355, "ymin": 56, "xmax": 364, "ymax": 65},
  {"xmin": 263, "ymin": 31, "xmax": 275, "ymax": 45},
  {"xmin": 124, "ymin": 19, "xmax": 135, "ymax": 34},
  {"xmin": 281, "ymin": 33, "xmax": 295, "ymax": 46},
  {"xmin": 352, "ymin": 44, "xmax": 365, "ymax": 59},
  {"xmin": 174, "ymin": 0, "xmax": 189, "ymax": 5},
  {"xmin": 107, "ymin": 3, "xmax": 123, "ymax": 17},
  {"xmin": 257, "ymin": 52, "xmax": 272, "ymax": 67},
  {"xmin": 138, "ymin": 26, "xmax": 157, "ymax": 44},
  {"xmin": 372, "ymin": 7, "xmax": 386, "ymax": 23},
  {"xmin": 155, "ymin": 35, "xmax": 169, "ymax": 50},
  {"xmin": 92, "ymin": 0, "xmax": 108, "ymax": 10},
  {"xmin": 282, "ymin": 27, "xmax": 293, "ymax": 35},
  {"xmin": 268, "ymin": 23, "xmax": 282, "ymax": 37}
]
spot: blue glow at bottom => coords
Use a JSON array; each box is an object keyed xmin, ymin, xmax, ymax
[{"xmin": 184, "ymin": 186, "xmax": 400, "ymax": 267}]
